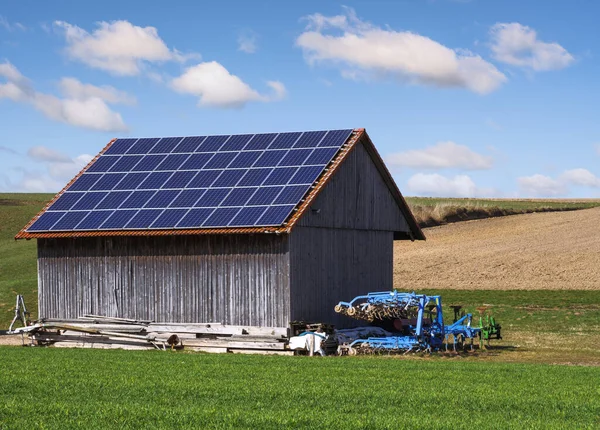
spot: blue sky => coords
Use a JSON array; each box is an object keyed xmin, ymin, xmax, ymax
[{"xmin": 1, "ymin": 0, "xmax": 598, "ymax": 198}]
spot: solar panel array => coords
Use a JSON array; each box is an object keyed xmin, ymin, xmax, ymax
[{"xmin": 27, "ymin": 130, "xmax": 353, "ymax": 232}]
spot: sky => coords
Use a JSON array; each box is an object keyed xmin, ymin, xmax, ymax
[{"xmin": 1, "ymin": 0, "xmax": 599, "ymax": 198}]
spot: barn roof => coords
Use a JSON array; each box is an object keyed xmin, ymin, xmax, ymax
[{"xmin": 16, "ymin": 129, "xmax": 424, "ymax": 240}]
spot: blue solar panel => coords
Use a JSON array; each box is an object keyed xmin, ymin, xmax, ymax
[
  {"xmin": 188, "ymin": 170, "xmax": 220, "ymax": 188},
  {"xmin": 126, "ymin": 209, "xmax": 163, "ymax": 229},
  {"xmin": 149, "ymin": 137, "xmax": 183, "ymax": 154},
  {"xmin": 245, "ymin": 133, "xmax": 276, "ymax": 150},
  {"xmin": 151, "ymin": 209, "xmax": 188, "ymax": 228},
  {"xmin": 221, "ymin": 187, "xmax": 257, "ymax": 207},
  {"xmin": 238, "ymin": 168, "xmax": 272, "ymax": 186},
  {"xmin": 138, "ymin": 172, "xmax": 174, "ymax": 189},
  {"xmin": 305, "ymin": 147, "xmax": 338, "ymax": 165},
  {"xmin": 172, "ymin": 136, "xmax": 206, "ymax": 153},
  {"xmin": 86, "ymin": 156, "xmax": 118, "ymax": 173},
  {"xmin": 203, "ymin": 207, "xmax": 240, "ymax": 227},
  {"xmin": 96, "ymin": 191, "xmax": 132, "ymax": 209},
  {"xmin": 229, "ymin": 206, "xmax": 268, "ymax": 226},
  {"xmin": 176, "ymin": 208, "xmax": 214, "ymax": 228},
  {"xmin": 220, "ymin": 134, "xmax": 252, "ymax": 151},
  {"xmin": 278, "ymin": 149, "xmax": 312, "ymax": 167},
  {"xmin": 156, "ymin": 154, "xmax": 189, "ymax": 171},
  {"xmin": 48, "ymin": 192, "xmax": 84, "ymax": 211},
  {"xmin": 51, "ymin": 211, "xmax": 89, "ymax": 230},
  {"xmin": 77, "ymin": 210, "xmax": 113, "ymax": 230},
  {"xmin": 274, "ymin": 185, "xmax": 310, "ymax": 205},
  {"xmin": 120, "ymin": 191, "xmax": 155, "ymax": 208},
  {"xmin": 126, "ymin": 138, "xmax": 160, "ymax": 155},
  {"xmin": 144, "ymin": 190, "xmax": 180, "ymax": 208},
  {"xmin": 293, "ymin": 131, "xmax": 327, "ymax": 148},
  {"xmin": 104, "ymin": 138, "xmax": 137, "ymax": 155},
  {"xmin": 113, "ymin": 172, "xmax": 148, "ymax": 190},
  {"xmin": 181, "ymin": 153, "xmax": 213, "ymax": 170},
  {"xmin": 229, "ymin": 151, "xmax": 261, "ymax": 168},
  {"xmin": 198, "ymin": 135, "xmax": 229, "ymax": 152},
  {"xmin": 195, "ymin": 189, "xmax": 230, "ymax": 207},
  {"xmin": 319, "ymin": 129, "xmax": 352, "ymax": 147},
  {"xmin": 257, "ymin": 205, "xmax": 295, "ymax": 225},
  {"xmin": 67, "ymin": 174, "xmax": 101, "ymax": 191},
  {"xmin": 163, "ymin": 171, "xmax": 196, "ymax": 189},
  {"xmin": 212, "ymin": 169, "xmax": 245, "ymax": 188},
  {"xmin": 248, "ymin": 186, "xmax": 283, "ymax": 205},
  {"xmin": 132, "ymin": 155, "xmax": 164, "ymax": 171},
  {"xmin": 289, "ymin": 166, "xmax": 323, "ymax": 185},
  {"xmin": 101, "ymin": 210, "xmax": 139, "ymax": 229},
  {"xmin": 268, "ymin": 132, "xmax": 301, "ymax": 149},
  {"xmin": 254, "ymin": 151, "xmax": 287, "ymax": 168},
  {"xmin": 263, "ymin": 167, "xmax": 297, "ymax": 186},
  {"xmin": 169, "ymin": 189, "xmax": 206, "ymax": 208},
  {"xmin": 90, "ymin": 173, "xmax": 125, "ymax": 191},
  {"xmin": 71, "ymin": 192, "xmax": 108, "ymax": 210},
  {"xmin": 204, "ymin": 152, "xmax": 235, "ymax": 169},
  {"xmin": 27, "ymin": 129, "xmax": 354, "ymax": 232},
  {"xmin": 28, "ymin": 212, "xmax": 66, "ymax": 231},
  {"xmin": 109, "ymin": 155, "xmax": 143, "ymax": 172}
]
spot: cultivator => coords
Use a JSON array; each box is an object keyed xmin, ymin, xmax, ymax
[{"xmin": 335, "ymin": 291, "xmax": 501, "ymax": 354}]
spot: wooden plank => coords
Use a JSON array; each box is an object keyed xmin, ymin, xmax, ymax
[
  {"xmin": 229, "ymin": 349, "xmax": 294, "ymax": 356},
  {"xmin": 52, "ymin": 341, "xmax": 153, "ymax": 351},
  {"xmin": 185, "ymin": 346, "xmax": 228, "ymax": 354},
  {"xmin": 182, "ymin": 338, "xmax": 286, "ymax": 350},
  {"xmin": 148, "ymin": 324, "xmax": 287, "ymax": 337}
]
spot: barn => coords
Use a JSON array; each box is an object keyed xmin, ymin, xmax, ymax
[{"xmin": 17, "ymin": 128, "xmax": 424, "ymax": 328}]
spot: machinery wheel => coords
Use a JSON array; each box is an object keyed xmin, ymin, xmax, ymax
[{"xmin": 334, "ymin": 305, "xmax": 343, "ymax": 313}]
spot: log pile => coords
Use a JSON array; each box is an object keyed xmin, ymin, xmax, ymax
[{"xmin": 22, "ymin": 315, "xmax": 291, "ymax": 355}]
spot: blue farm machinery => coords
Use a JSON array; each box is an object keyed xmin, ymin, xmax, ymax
[{"xmin": 334, "ymin": 291, "xmax": 501, "ymax": 354}]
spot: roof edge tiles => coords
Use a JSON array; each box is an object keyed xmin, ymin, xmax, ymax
[{"xmin": 15, "ymin": 129, "xmax": 425, "ymax": 241}]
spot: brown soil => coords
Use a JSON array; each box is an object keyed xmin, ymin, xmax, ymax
[{"xmin": 394, "ymin": 207, "xmax": 600, "ymax": 290}]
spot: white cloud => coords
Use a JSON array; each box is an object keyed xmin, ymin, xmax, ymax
[
  {"xmin": 0, "ymin": 61, "xmax": 129, "ymax": 132},
  {"xmin": 238, "ymin": 30, "xmax": 258, "ymax": 54},
  {"xmin": 386, "ymin": 141, "xmax": 493, "ymax": 170},
  {"xmin": 518, "ymin": 174, "xmax": 565, "ymax": 197},
  {"xmin": 594, "ymin": 143, "xmax": 600, "ymax": 156},
  {"xmin": 296, "ymin": 8, "xmax": 506, "ymax": 94},
  {"xmin": 560, "ymin": 168, "xmax": 600, "ymax": 188},
  {"xmin": 28, "ymin": 146, "xmax": 72, "ymax": 163},
  {"xmin": 490, "ymin": 23, "xmax": 574, "ymax": 71},
  {"xmin": 171, "ymin": 61, "xmax": 286, "ymax": 108},
  {"xmin": 0, "ymin": 149, "xmax": 94, "ymax": 193},
  {"xmin": 518, "ymin": 168, "xmax": 600, "ymax": 197},
  {"xmin": 54, "ymin": 20, "xmax": 196, "ymax": 76},
  {"xmin": 59, "ymin": 77, "xmax": 136, "ymax": 105},
  {"xmin": 407, "ymin": 173, "xmax": 481, "ymax": 197},
  {"xmin": 0, "ymin": 16, "xmax": 26, "ymax": 32}
]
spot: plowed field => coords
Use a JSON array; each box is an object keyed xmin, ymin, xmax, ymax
[{"xmin": 394, "ymin": 207, "xmax": 600, "ymax": 290}]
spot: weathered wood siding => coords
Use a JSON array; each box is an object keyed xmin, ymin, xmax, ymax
[
  {"xmin": 37, "ymin": 234, "xmax": 290, "ymax": 326},
  {"xmin": 289, "ymin": 227, "xmax": 393, "ymax": 328},
  {"xmin": 289, "ymin": 139, "xmax": 410, "ymax": 327},
  {"xmin": 297, "ymin": 140, "xmax": 410, "ymax": 233}
]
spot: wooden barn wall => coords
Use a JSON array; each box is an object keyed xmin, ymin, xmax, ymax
[
  {"xmin": 289, "ymin": 227, "xmax": 393, "ymax": 328},
  {"xmin": 297, "ymin": 140, "xmax": 410, "ymax": 233},
  {"xmin": 37, "ymin": 235, "xmax": 290, "ymax": 326}
]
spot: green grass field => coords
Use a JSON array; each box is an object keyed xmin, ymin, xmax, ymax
[
  {"xmin": 1, "ymin": 348, "xmax": 599, "ymax": 429},
  {"xmin": 1, "ymin": 193, "xmax": 600, "ymax": 428}
]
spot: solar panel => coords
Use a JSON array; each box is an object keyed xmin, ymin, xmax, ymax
[
  {"xmin": 71, "ymin": 192, "xmax": 108, "ymax": 210},
  {"xmin": 149, "ymin": 137, "xmax": 183, "ymax": 154},
  {"xmin": 51, "ymin": 211, "xmax": 89, "ymax": 230},
  {"xmin": 29, "ymin": 129, "xmax": 353, "ymax": 232},
  {"xmin": 126, "ymin": 209, "xmax": 163, "ymax": 229}
]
